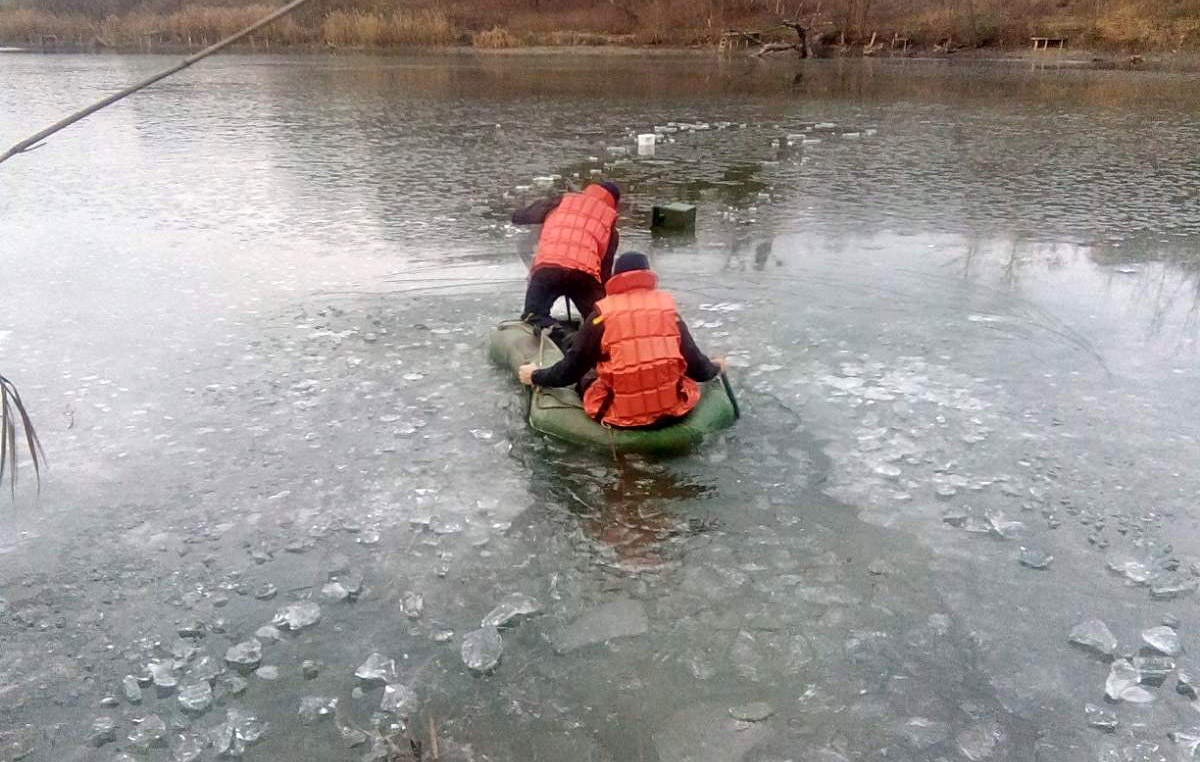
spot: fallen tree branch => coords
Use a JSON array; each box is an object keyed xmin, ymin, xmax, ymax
[{"xmin": 752, "ymin": 41, "xmax": 802, "ymax": 57}]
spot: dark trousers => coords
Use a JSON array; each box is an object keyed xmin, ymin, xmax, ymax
[{"xmin": 522, "ymin": 266, "xmax": 604, "ymax": 334}]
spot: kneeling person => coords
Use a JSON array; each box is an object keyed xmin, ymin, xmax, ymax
[{"xmin": 518, "ymin": 253, "xmax": 726, "ymax": 428}]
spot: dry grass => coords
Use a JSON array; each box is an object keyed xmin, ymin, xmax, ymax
[
  {"xmin": 0, "ymin": 4, "xmax": 452, "ymax": 47},
  {"xmin": 0, "ymin": 0, "xmax": 1197, "ymax": 50},
  {"xmin": 471, "ymin": 25, "xmax": 519, "ymax": 48},
  {"xmin": 0, "ymin": 8, "xmax": 94, "ymax": 42}
]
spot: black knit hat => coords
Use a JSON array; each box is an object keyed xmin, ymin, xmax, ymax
[
  {"xmin": 599, "ymin": 181, "xmax": 621, "ymax": 203},
  {"xmin": 613, "ymin": 251, "xmax": 651, "ymax": 275}
]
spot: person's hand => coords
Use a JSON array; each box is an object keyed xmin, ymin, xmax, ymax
[
  {"xmin": 713, "ymin": 357, "xmax": 729, "ymax": 374},
  {"xmin": 518, "ymin": 364, "xmax": 538, "ymax": 386}
]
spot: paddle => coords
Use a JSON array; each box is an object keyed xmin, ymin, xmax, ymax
[{"xmin": 720, "ymin": 372, "xmax": 741, "ymax": 420}]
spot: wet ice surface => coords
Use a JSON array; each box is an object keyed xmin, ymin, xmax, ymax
[{"xmin": 2, "ymin": 54, "xmax": 1200, "ymax": 761}]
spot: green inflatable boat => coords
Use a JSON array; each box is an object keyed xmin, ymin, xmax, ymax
[{"xmin": 488, "ymin": 320, "xmax": 738, "ymax": 454}]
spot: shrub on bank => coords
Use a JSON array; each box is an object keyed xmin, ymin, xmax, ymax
[
  {"xmin": 1, "ymin": 0, "xmax": 1198, "ymax": 51},
  {"xmin": 471, "ymin": 25, "xmax": 518, "ymax": 48}
]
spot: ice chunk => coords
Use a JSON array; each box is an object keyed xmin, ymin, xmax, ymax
[
  {"xmin": 186, "ymin": 654, "xmax": 224, "ymax": 684},
  {"xmin": 1068, "ymin": 618, "xmax": 1118, "ymax": 657},
  {"xmin": 209, "ymin": 721, "xmax": 237, "ymax": 758},
  {"xmin": 1106, "ymin": 553, "xmax": 1158, "ymax": 584},
  {"xmin": 1018, "ymin": 547, "xmax": 1053, "ymax": 570},
  {"xmin": 1151, "ymin": 575, "xmax": 1198, "ymax": 600},
  {"xmin": 381, "ymin": 684, "xmax": 417, "ymax": 716},
  {"xmin": 942, "ymin": 508, "xmax": 968, "ymax": 527},
  {"xmin": 298, "ymin": 696, "xmax": 338, "ymax": 725},
  {"xmin": 1133, "ymin": 655, "xmax": 1175, "ymax": 686},
  {"xmin": 127, "ymin": 714, "xmax": 167, "ymax": 750},
  {"xmin": 354, "ymin": 653, "xmax": 397, "ymax": 685},
  {"xmin": 653, "ymin": 703, "xmax": 774, "ymax": 762},
  {"xmin": 956, "ymin": 720, "xmax": 1005, "ymax": 761},
  {"xmin": 1106, "ymin": 658, "xmax": 1154, "ymax": 702},
  {"xmin": 1170, "ymin": 729, "xmax": 1200, "ymax": 758},
  {"xmin": 224, "ymin": 639, "xmax": 262, "ymax": 671},
  {"xmin": 178, "ymin": 620, "xmax": 206, "ymax": 638},
  {"xmin": 90, "ymin": 717, "xmax": 117, "ymax": 747},
  {"xmin": 461, "ymin": 627, "xmax": 503, "ymax": 673},
  {"xmin": 730, "ymin": 630, "xmax": 764, "ymax": 681},
  {"xmin": 481, "ymin": 593, "xmax": 543, "ymax": 628},
  {"xmin": 173, "ymin": 733, "xmax": 205, "ymax": 762},
  {"xmin": 255, "ymin": 666, "xmax": 279, "ymax": 680},
  {"xmin": 302, "ymin": 660, "xmax": 321, "ymax": 680},
  {"xmin": 1179, "ymin": 670, "xmax": 1198, "ymax": 699},
  {"xmin": 320, "ymin": 582, "xmax": 349, "ymax": 602},
  {"xmin": 899, "ymin": 717, "xmax": 949, "ymax": 749},
  {"xmin": 986, "ymin": 511, "xmax": 1025, "ymax": 539},
  {"xmin": 171, "ymin": 640, "xmax": 200, "ymax": 662},
  {"xmin": 272, "ymin": 601, "xmax": 321, "ymax": 630},
  {"xmin": 866, "ymin": 559, "xmax": 896, "ymax": 576},
  {"xmin": 222, "ymin": 674, "xmax": 248, "ymax": 697},
  {"xmin": 177, "ymin": 682, "xmax": 213, "ymax": 714},
  {"xmin": 147, "ymin": 660, "xmax": 178, "ymax": 690},
  {"xmin": 402, "ymin": 591, "xmax": 424, "ymax": 619},
  {"xmin": 728, "ymin": 702, "xmax": 773, "ymax": 722},
  {"xmin": 232, "ymin": 709, "xmax": 268, "ymax": 745},
  {"xmin": 431, "ymin": 519, "xmax": 463, "ymax": 535},
  {"xmin": 552, "ymin": 599, "xmax": 649, "ymax": 653},
  {"xmin": 341, "ymin": 570, "xmax": 365, "ymax": 596},
  {"xmin": 1143, "ymin": 625, "xmax": 1183, "ymax": 656},
  {"xmin": 122, "ymin": 675, "xmax": 143, "ymax": 704},
  {"xmin": 1085, "ymin": 703, "xmax": 1118, "ymax": 732},
  {"xmin": 255, "ymin": 625, "xmax": 281, "ymax": 642},
  {"xmin": 210, "ymin": 708, "xmax": 267, "ymax": 758}
]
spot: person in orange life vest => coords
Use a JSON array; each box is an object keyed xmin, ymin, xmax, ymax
[
  {"xmin": 518, "ymin": 252, "xmax": 727, "ymax": 429},
  {"xmin": 511, "ymin": 181, "xmax": 621, "ymax": 341}
]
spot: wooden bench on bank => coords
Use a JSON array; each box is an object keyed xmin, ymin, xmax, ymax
[
  {"xmin": 718, "ymin": 30, "xmax": 762, "ymax": 55},
  {"xmin": 1031, "ymin": 36, "xmax": 1068, "ymax": 52}
]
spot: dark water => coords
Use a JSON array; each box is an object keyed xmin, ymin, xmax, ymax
[{"xmin": 1, "ymin": 52, "xmax": 1199, "ymax": 762}]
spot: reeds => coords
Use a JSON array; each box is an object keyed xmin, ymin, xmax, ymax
[
  {"xmin": 0, "ymin": 5, "xmax": 453, "ymax": 48},
  {"xmin": 0, "ymin": 375, "xmax": 44, "ymax": 498},
  {"xmin": 471, "ymin": 25, "xmax": 518, "ymax": 48}
]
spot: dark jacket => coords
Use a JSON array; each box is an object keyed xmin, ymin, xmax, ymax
[
  {"xmin": 513, "ymin": 195, "xmax": 619, "ymax": 283},
  {"xmin": 531, "ymin": 311, "xmax": 721, "ymax": 389}
]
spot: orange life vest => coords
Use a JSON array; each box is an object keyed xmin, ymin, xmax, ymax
[
  {"xmin": 583, "ymin": 269, "xmax": 701, "ymax": 427},
  {"xmin": 531, "ymin": 184, "xmax": 618, "ymax": 281}
]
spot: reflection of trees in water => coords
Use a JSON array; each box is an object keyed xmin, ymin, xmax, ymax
[
  {"xmin": 1090, "ymin": 237, "xmax": 1200, "ymax": 342},
  {"xmin": 945, "ymin": 233, "xmax": 1200, "ymax": 345}
]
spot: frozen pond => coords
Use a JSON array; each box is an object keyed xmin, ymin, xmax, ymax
[{"xmin": 2, "ymin": 52, "xmax": 1199, "ymax": 762}]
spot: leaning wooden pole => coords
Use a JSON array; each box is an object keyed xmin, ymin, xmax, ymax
[{"xmin": 0, "ymin": 0, "xmax": 317, "ymax": 166}]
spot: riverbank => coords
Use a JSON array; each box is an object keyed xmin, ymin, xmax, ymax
[
  {"xmin": 2, "ymin": 38, "xmax": 1196, "ymax": 76},
  {"xmin": 1, "ymin": 1, "xmax": 1197, "ymax": 56}
]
